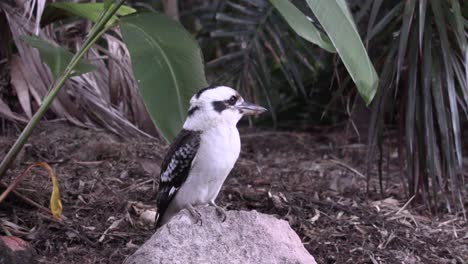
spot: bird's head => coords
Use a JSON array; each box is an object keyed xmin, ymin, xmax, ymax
[{"xmin": 183, "ymin": 86, "xmax": 267, "ymax": 131}]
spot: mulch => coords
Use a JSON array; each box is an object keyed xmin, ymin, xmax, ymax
[{"xmin": 0, "ymin": 121, "xmax": 466, "ymax": 264}]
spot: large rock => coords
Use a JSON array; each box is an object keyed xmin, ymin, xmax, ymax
[{"xmin": 125, "ymin": 207, "xmax": 316, "ymax": 264}]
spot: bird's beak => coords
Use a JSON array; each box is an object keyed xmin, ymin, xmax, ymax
[{"xmin": 235, "ymin": 101, "xmax": 267, "ymax": 116}]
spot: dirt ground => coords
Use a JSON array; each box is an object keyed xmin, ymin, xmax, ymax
[{"xmin": 0, "ymin": 121, "xmax": 467, "ymax": 264}]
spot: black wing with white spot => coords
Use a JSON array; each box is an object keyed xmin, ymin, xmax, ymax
[{"xmin": 156, "ymin": 129, "xmax": 201, "ymax": 227}]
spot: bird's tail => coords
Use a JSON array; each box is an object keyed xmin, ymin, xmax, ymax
[{"xmin": 155, "ymin": 212, "xmax": 163, "ymax": 229}]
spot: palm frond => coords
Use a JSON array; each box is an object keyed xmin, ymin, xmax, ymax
[
  {"xmin": 0, "ymin": 2, "xmax": 156, "ymax": 139},
  {"xmin": 196, "ymin": 0, "xmax": 325, "ymax": 124},
  {"xmin": 366, "ymin": 0, "xmax": 467, "ymax": 216}
]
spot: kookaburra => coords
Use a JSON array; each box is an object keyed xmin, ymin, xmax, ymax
[{"xmin": 155, "ymin": 85, "xmax": 267, "ymax": 228}]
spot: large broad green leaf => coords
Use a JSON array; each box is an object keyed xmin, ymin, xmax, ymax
[
  {"xmin": 121, "ymin": 13, "xmax": 208, "ymax": 141},
  {"xmin": 268, "ymin": 0, "xmax": 335, "ymax": 53},
  {"xmin": 42, "ymin": 3, "xmax": 136, "ymax": 26},
  {"xmin": 21, "ymin": 35, "xmax": 96, "ymax": 80},
  {"xmin": 306, "ymin": 0, "xmax": 379, "ymax": 104}
]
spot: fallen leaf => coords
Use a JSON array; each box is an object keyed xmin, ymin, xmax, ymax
[{"xmin": 10, "ymin": 55, "xmax": 32, "ymax": 118}]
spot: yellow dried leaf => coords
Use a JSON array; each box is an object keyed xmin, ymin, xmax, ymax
[
  {"xmin": 28, "ymin": 163, "xmax": 63, "ymax": 220},
  {"xmin": 35, "ymin": 162, "xmax": 63, "ymax": 220},
  {"xmin": 0, "ymin": 163, "xmax": 62, "ymax": 220}
]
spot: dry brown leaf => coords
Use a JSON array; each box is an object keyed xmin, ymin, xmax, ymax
[
  {"xmin": 99, "ymin": 218, "xmax": 124, "ymax": 242},
  {"xmin": 20, "ymin": 0, "xmax": 46, "ymax": 35},
  {"xmin": 0, "ymin": 98, "xmax": 27, "ymax": 123},
  {"xmin": 1, "ymin": 2, "xmax": 156, "ymax": 138},
  {"xmin": 308, "ymin": 209, "xmax": 320, "ymax": 224},
  {"xmin": 10, "ymin": 55, "xmax": 32, "ymax": 118},
  {"xmin": 371, "ymin": 197, "xmax": 400, "ymax": 211}
]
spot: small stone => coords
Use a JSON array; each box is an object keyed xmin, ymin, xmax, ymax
[{"xmin": 125, "ymin": 207, "xmax": 316, "ymax": 264}]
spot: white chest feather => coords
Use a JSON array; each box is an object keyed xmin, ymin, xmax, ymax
[
  {"xmin": 173, "ymin": 125, "xmax": 240, "ymax": 207},
  {"xmin": 197, "ymin": 125, "xmax": 241, "ymax": 173}
]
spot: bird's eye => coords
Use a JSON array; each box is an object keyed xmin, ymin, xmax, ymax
[{"xmin": 227, "ymin": 96, "xmax": 237, "ymax": 105}]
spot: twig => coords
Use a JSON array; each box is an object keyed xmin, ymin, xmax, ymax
[
  {"xmin": 0, "ymin": 182, "xmax": 55, "ymax": 217},
  {"xmin": 328, "ymin": 157, "xmax": 366, "ymax": 178},
  {"xmin": 395, "ymin": 195, "xmax": 415, "ymax": 215},
  {"xmin": 0, "ymin": 185, "xmax": 96, "ymax": 245},
  {"xmin": 0, "ymin": 162, "xmax": 65, "ymax": 221},
  {"xmin": 0, "ymin": 222, "xmax": 12, "ymax": 236},
  {"xmin": 0, "ymin": 165, "xmax": 35, "ymax": 204},
  {"xmin": 309, "ymin": 198, "xmax": 359, "ymax": 217},
  {"xmin": 121, "ymin": 179, "xmax": 153, "ymax": 192}
]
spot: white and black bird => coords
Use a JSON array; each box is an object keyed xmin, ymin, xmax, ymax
[{"xmin": 155, "ymin": 85, "xmax": 267, "ymax": 228}]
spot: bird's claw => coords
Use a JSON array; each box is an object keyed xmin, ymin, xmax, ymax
[
  {"xmin": 210, "ymin": 202, "xmax": 227, "ymax": 222},
  {"xmin": 215, "ymin": 206, "xmax": 227, "ymax": 222},
  {"xmin": 187, "ymin": 205, "xmax": 203, "ymax": 226}
]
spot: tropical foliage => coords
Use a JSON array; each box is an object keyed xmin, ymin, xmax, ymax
[
  {"xmin": 0, "ymin": 0, "xmax": 466, "ymax": 213},
  {"xmin": 0, "ymin": 0, "xmax": 208, "ymax": 178},
  {"xmin": 365, "ymin": 0, "xmax": 467, "ymax": 213},
  {"xmin": 183, "ymin": 0, "xmax": 467, "ymax": 213}
]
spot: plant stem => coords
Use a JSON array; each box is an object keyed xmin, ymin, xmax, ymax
[{"xmin": 0, "ymin": 0, "xmax": 126, "ymax": 179}]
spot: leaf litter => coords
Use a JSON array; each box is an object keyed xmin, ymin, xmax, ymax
[{"xmin": 0, "ymin": 121, "xmax": 466, "ymax": 263}]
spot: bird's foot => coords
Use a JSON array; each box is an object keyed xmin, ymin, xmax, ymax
[
  {"xmin": 210, "ymin": 202, "xmax": 227, "ymax": 222},
  {"xmin": 187, "ymin": 205, "xmax": 203, "ymax": 226}
]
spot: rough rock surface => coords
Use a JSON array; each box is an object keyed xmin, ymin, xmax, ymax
[{"xmin": 125, "ymin": 207, "xmax": 316, "ymax": 264}]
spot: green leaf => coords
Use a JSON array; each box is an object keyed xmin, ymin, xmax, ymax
[
  {"xmin": 104, "ymin": 0, "xmax": 112, "ymax": 10},
  {"xmin": 396, "ymin": 0, "xmax": 416, "ymax": 85},
  {"xmin": 431, "ymin": 0, "xmax": 462, "ymax": 167},
  {"xmin": 421, "ymin": 24, "xmax": 439, "ymax": 200},
  {"xmin": 268, "ymin": 0, "xmax": 335, "ymax": 53},
  {"xmin": 405, "ymin": 28, "xmax": 418, "ymax": 157},
  {"xmin": 366, "ymin": 0, "xmax": 383, "ymax": 42},
  {"xmin": 43, "ymin": 2, "xmax": 136, "ymax": 26},
  {"xmin": 21, "ymin": 35, "xmax": 96, "ymax": 80},
  {"xmin": 448, "ymin": 0, "xmax": 467, "ymax": 51},
  {"xmin": 120, "ymin": 13, "xmax": 208, "ymax": 141},
  {"xmin": 367, "ymin": 3, "xmax": 403, "ymax": 41},
  {"xmin": 306, "ymin": 0, "xmax": 379, "ymax": 104},
  {"xmin": 336, "ymin": 0, "xmax": 358, "ymax": 32},
  {"xmin": 418, "ymin": 0, "xmax": 427, "ymax": 51}
]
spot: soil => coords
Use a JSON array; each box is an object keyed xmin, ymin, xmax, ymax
[{"xmin": 0, "ymin": 121, "xmax": 467, "ymax": 264}]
